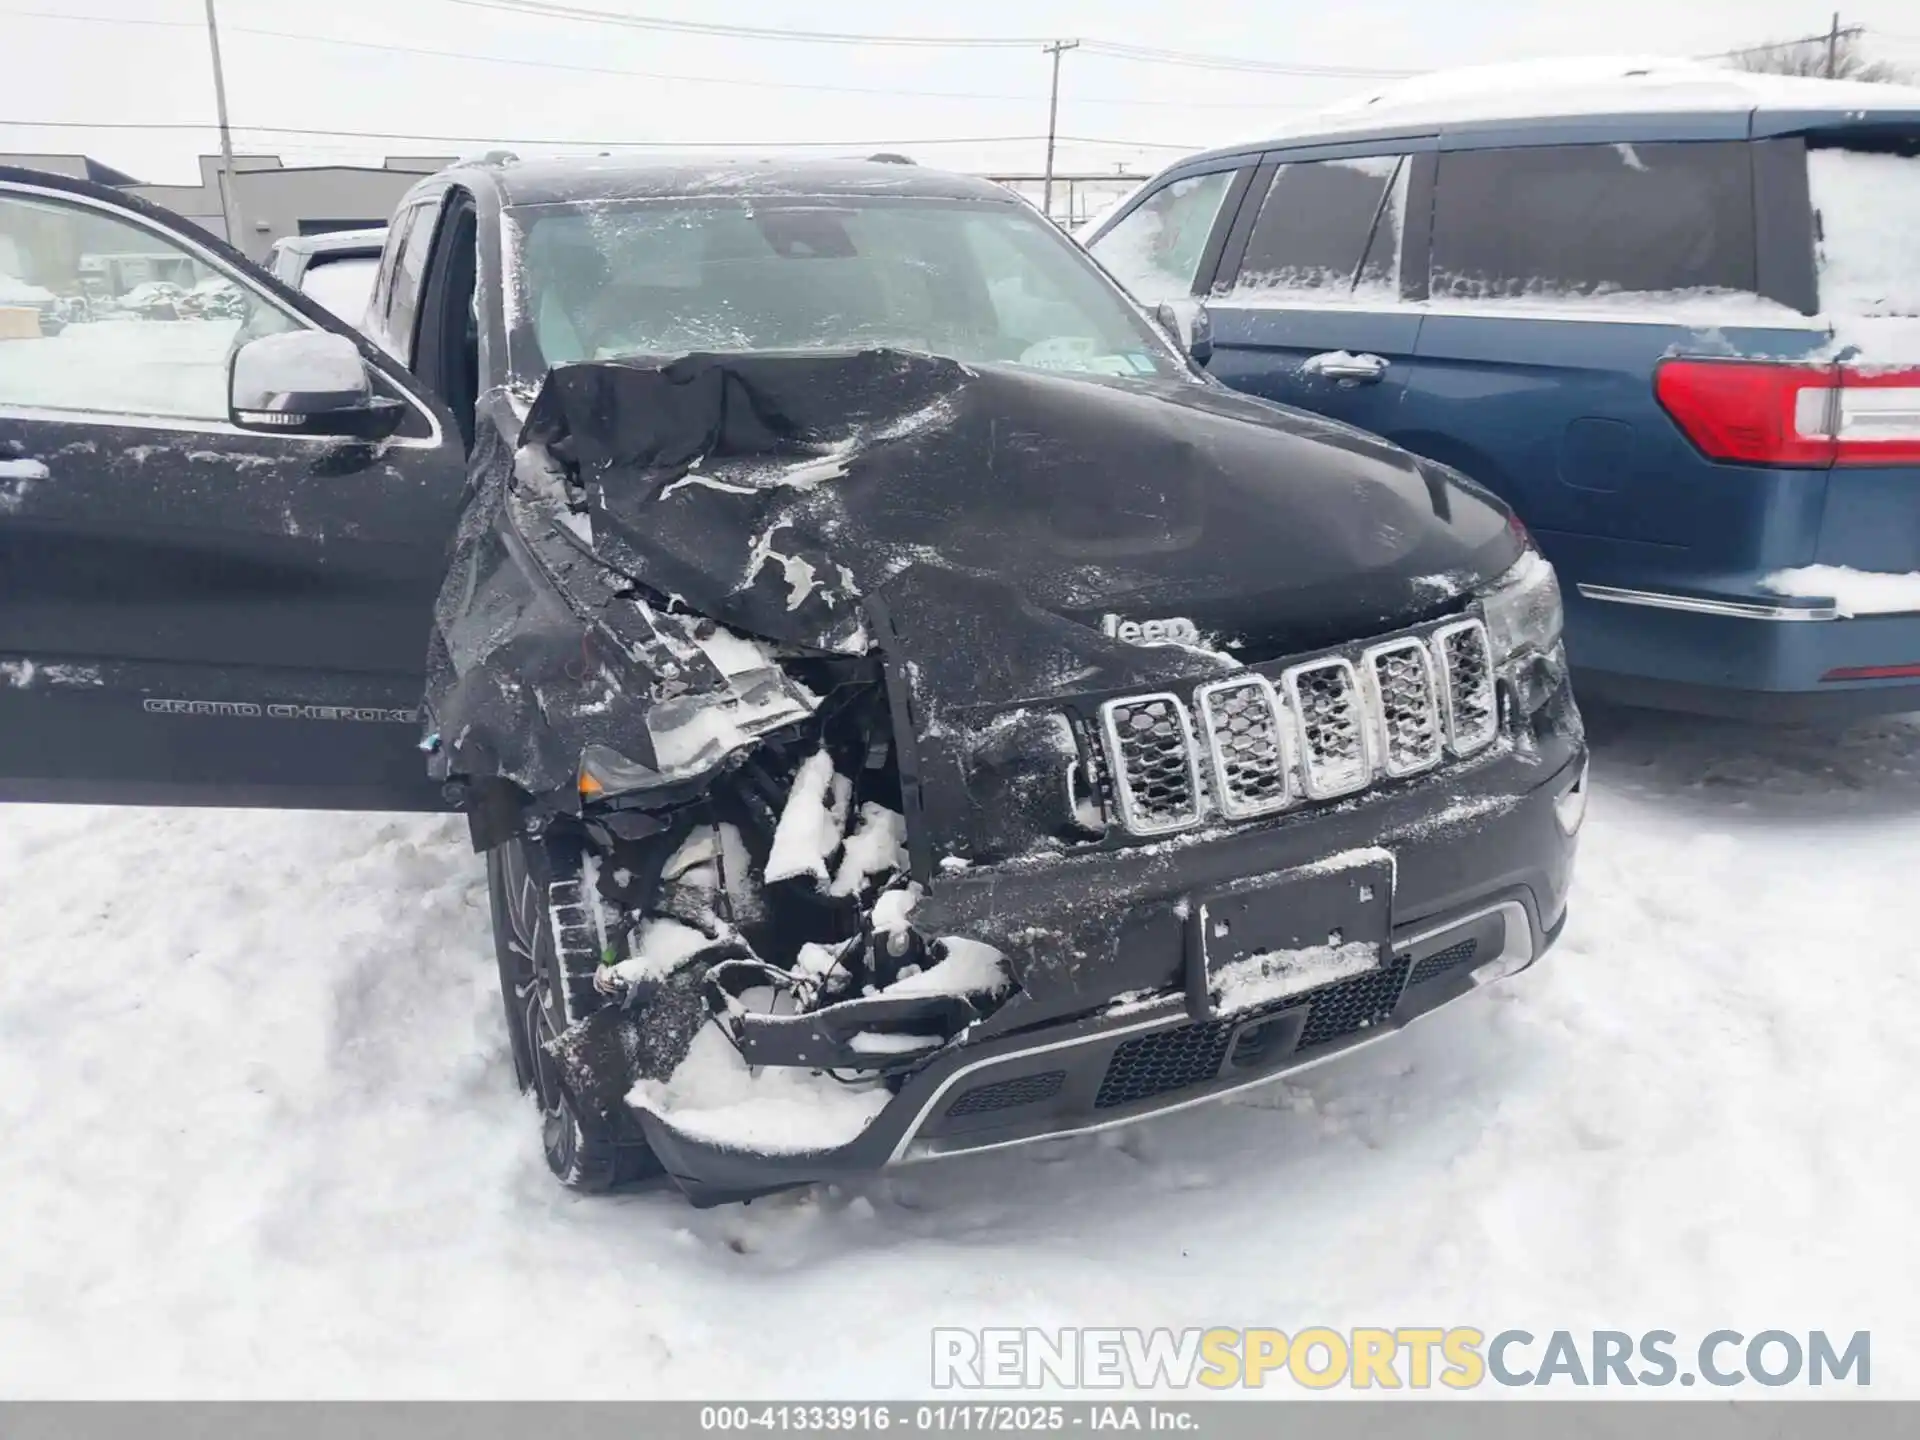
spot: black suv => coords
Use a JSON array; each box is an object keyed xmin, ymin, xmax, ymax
[{"xmin": 0, "ymin": 158, "xmax": 1586, "ymax": 1206}]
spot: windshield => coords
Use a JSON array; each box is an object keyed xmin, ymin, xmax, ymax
[{"xmin": 505, "ymin": 196, "xmax": 1182, "ymax": 383}]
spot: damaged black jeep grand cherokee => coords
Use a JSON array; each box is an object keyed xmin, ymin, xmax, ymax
[{"xmin": 0, "ymin": 158, "xmax": 1585, "ymax": 1207}]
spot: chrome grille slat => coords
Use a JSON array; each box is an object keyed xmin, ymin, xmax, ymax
[
  {"xmin": 1282, "ymin": 657, "xmax": 1370, "ymax": 799},
  {"xmin": 1195, "ymin": 676, "xmax": 1293, "ymax": 819},
  {"xmin": 1098, "ymin": 693, "xmax": 1204, "ymax": 835},
  {"xmin": 1434, "ymin": 619, "xmax": 1498, "ymax": 755},
  {"xmin": 1362, "ymin": 638, "xmax": 1444, "ymax": 777}
]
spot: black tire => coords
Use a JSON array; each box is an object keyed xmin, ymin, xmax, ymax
[{"xmin": 487, "ymin": 831, "xmax": 662, "ymax": 1192}]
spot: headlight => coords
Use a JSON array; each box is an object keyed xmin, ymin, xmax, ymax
[{"xmin": 1481, "ymin": 550, "xmax": 1563, "ymax": 663}]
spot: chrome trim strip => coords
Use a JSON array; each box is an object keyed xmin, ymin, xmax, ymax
[
  {"xmin": 0, "ymin": 180, "xmax": 443, "ymax": 450},
  {"xmin": 889, "ymin": 899, "xmax": 1535, "ymax": 1165},
  {"xmin": 1097, "ymin": 692, "xmax": 1205, "ymax": 836},
  {"xmin": 1575, "ymin": 583, "xmax": 1839, "ymax": 622},
  {"xmin": 1194, "ymin": 674, "xmax": 1295, "ymax": 820}
]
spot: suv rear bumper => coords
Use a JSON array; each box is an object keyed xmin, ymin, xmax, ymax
[
  {"xmin": 1569, "ymin": 583, "xmax": 1920, "ymax": 720},
  {"xmin": 636, "ymin": 744, "xmax": 1585, "ymax": 1206}
]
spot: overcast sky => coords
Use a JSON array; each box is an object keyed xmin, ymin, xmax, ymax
[{"xmin": 8, "ymin": 0, "xmax": 1920, "ymax": 181}]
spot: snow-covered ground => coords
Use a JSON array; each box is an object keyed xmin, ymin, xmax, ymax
[{"xmin": 0, "ymin": 705, "xmax": 1915, "ymax": 1397}]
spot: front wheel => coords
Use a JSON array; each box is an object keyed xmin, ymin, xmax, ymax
[{"xmin": 487, "ymin": 831, "xmax": 661, "ymax": 1191}]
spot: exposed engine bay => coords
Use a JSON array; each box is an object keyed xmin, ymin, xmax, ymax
[{"xmin": 421, "ymin": 348, "xmax": 1536, "ymax": 1168}]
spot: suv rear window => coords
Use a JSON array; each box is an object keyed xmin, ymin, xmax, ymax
[
  {"xmin": 1808, "ymin": 141, "xmax": 1920, "ymax": 317},
  {"xmin": 1227, "ymin": 155, "xmax": 1407, "ymax": 301},
  {"xmin": 1430, "ymin": 141, "xmax": 1755, "ymax": 301}
]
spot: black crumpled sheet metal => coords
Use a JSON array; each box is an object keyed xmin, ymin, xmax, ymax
[{"xmin": 423, "ymin": 348, "xmax": 1514, "ymax": 837}]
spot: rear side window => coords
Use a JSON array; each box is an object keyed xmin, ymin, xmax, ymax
[
  {"xmin": 1227, "ymin": 155, "xmax": 1407, "ymax": 300},
  {"xmin": 1086, "ymin": 171, "xmax": 1235, "ymax": 303},
  {"xmin": 1430, "ymin": 142, "xmax": 1755, "ymax": 301},
  {"xmin": 1808, "ymin": 141, "xmax": 1920, "ymax": 317}
]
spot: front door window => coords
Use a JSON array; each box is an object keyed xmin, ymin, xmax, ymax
[{"xmin": 0, "ymin": 190, "xmax": 295, "ymax": 422}]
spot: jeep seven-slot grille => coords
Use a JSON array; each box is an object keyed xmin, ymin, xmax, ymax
[{"xmin": 1096, "ymin": 619, "xmax": 1498, "ymax": 838}]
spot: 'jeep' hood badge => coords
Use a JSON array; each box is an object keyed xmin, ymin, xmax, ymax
[{"xmin": 1102, "ymin": 613, "xmax": 1202, "ymax": 647}]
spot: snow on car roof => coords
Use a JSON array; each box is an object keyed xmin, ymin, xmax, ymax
[
  {"xmin": 481, "ymin": 154, "xmax": 1015, "ymax": 209},
  {"xmin": 275, "ymin": 227, "xmax": 388, "ymax": 258},
  {"xmin": 1202, "ymin": 56, "xmax": 1920, "ymax": 158}
]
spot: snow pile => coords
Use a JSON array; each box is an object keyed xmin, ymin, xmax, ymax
[
  {"xmin": 1310, "ymin": 57, "xmax": 1920, "ymax": 134},
  {"xmin": 764, "ymin": 748, "xmax": 853, "ymax": 885},
  {"xmin": 869, "ymin": 884, "xmax": 919, "ymax": 939},
  {"xmin": 0, "ymin": 273, "xmax": 54, "ymax": 305},
  {"xmin": 1211, "ymin": 940, "xmax": 1381, "ymax": 1018},
  {"xmin": 1763, "ymin": 565, "xmax": 1920, "ymax": 617},
  {"xmin": 884, "ymin": 938, "xmax": 1013, "ymax": 1001},
  {"xmin": 0, "ymin": 458, "xmax": 50, "ymax": 482},
  {"xmin": 627, "ymin": 1023, "xmax": 890, "ymax": 1156},
  {"xmin": 829, "ymin": 803, "xmax": 907, "ymax": 898},
  {"xmin": 5, "ymin": 715, "xmax": 1920, "ymax": 1395},
  {"xmin": 598, "ymin": 917, "xmax": 717, "ymax": 989},
  {"xmin": 233, "ymin": 329, "xmax": 366, "ymax": 395},
  {"xmin": 1299, "ymin": 350, "xmax": 1386, "ymax": 375}
]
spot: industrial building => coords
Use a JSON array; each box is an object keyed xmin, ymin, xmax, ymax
[{"xmin": 1, "ymin": 153, "xmax": 455, "ymax": 263}]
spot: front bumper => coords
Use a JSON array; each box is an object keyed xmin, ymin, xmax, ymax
[{"xmin": 638, "ymin": 741, "xmax": 1585, "ymax": 1206}]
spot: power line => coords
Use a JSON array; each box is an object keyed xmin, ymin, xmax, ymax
[
  {"xmin": 438, "ymin": 0, "xmax": 1406, "ymax": 76},
  {"xmin": 0, "ymin": 116, "xmax": 1201, "ymax": 150},
  {"xmin": 217, "ymin": 22, "xmax": 1302, "ymax": 110},
  {"xmin": 0, "ymin": 8, "xmax": 1334, "ymax": 111},
  {"xmin": 440, "ymin": 0, "xmax": 1044, "ymax": 46},
  {"xmin": 1079, "ymin": 40, "xmax": 1417, "ymax": 78},
  {"xmin": 1, "ymin": 6, "xmax": 196, "ymax": 26},
  {"xmin": 1696, "ymin": 25, "xmax": 1863, "ymax": 59}
]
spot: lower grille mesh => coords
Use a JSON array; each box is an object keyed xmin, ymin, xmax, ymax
[
  {"xmin": 946, "ymin": 1070, "xmax": 1067, "ymax": 1117},
  {"xmin": 1093, "ymin": 958, "xmax": 1413, "ymax": 1109},
  {"xmin": 1297, "ymin": 956, "xmax": 1412, "ymax": 1048},
  {"xmin": 1095, "ymin": 1024, "xmax": 1234, "ymax": 1110},
  {"xmin": 1407, "ymin": 938, "xmax": 1479, "ymax": 986}
]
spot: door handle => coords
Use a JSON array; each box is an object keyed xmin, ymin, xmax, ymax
[{"xmin": 1302, "ymin": 351, "xmax": 1389, "ymax": 384}]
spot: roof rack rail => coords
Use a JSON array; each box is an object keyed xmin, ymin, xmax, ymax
[{"xmin": 866, "ymin": 152, "xmax": 916, "ymax": 165}]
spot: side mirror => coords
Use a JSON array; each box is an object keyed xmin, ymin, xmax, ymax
[
  {"xmin": 229, "ymin": 330, "xmax": 403, "ymax": 440},
  {"xmin": 1154, "ymin": 298, "xmax": 1213, "ymax": 367}
]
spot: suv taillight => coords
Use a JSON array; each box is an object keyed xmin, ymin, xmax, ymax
[{"xmin": 1655, "ymin": 358, "xmax": 1920, "ymax": 468}]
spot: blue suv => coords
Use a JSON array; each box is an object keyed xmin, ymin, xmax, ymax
[{"xmin": 1085, "ymin": 62, "xmax": 1920, "ymax": 720}]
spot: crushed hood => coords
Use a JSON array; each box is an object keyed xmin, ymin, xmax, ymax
[
  {"xmin": 427, "ymin": 349, "xmax": 1523, "ymax": 821},
  {"xmin": 520, "ymin": 349, "xmax": 1523, "ymax": 695}
]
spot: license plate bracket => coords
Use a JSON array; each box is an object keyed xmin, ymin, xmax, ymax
[{"xmin": 1184, "ymin": 855, "xmax": 1395, "ymax": 1022}]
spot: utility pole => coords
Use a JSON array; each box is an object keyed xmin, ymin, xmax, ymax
[
  {"xmin": 203, "ymin": 0, "xmax": 245, "ymax": 249},
  {"xmin": 1041, "ymin": 39, "xmax": 1079, "ymax": 224},
  {"xmin": 1826, "ymin": 11, "xmax": 1842, "ymax": 78}
]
